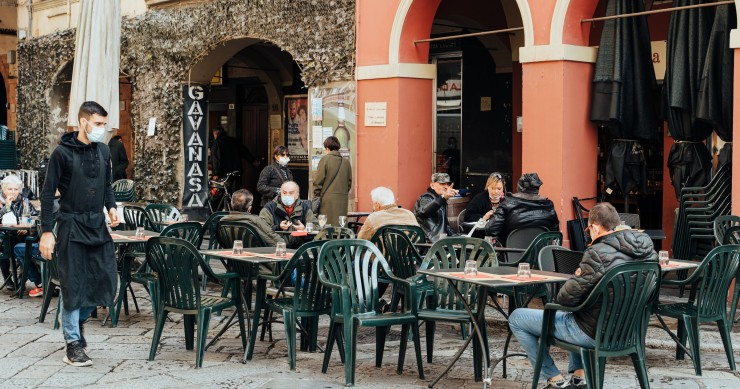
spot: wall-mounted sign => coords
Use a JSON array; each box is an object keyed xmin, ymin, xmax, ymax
[
  {"xmin": 182, "ymin": 84, "xmax": 209, "ymax": 207},
  {"xmin": 364, "ymin": 102, "xmax": 387, "ymax": 127},
  {"xmin": 651, "ymin": 40, "xmax": 667, "ymax": 81}
]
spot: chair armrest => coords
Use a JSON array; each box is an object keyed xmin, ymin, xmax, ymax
[
  {"xmin": 211, "ymin": 271, "xmax": 241, "ymax": 281},
  {"xmin": 387, "ymin": 273, "xmax": 417, "ymax": 315}
]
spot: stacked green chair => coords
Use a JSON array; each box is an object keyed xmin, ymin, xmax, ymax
[
  {"xmin": 112, "ymin": 179, "xmax": 136, "ymax": 202},
  {"xmin": 416, "ymin": 236, "xmax": 496, "ymax": 381},
  {"xmin": 532, "ymin": 262, "xmax": 661, "ymax": 389},
  {"xmin": 317, "ymin": 239, "xmax": 424, "ymax": 387},
  {"xmin": 714, "ymin": 215, "xmax": 740, "ymax": 245},
  {"xmin": 146, "ymin": 236, "xmax": 246, "ymax": 368},
  {"xmin": 144, "ymin": 204, "xmax": 181, "ymax": 232},
  {"xmin": 314, "ymin": 226, "xmax": 355, "ymax": 240},
  {"xmin": 246, "ymin": 240, "xmax": 331, "ymax": 369},
  {"xmin": 656, "ymin": 245, "xmax": 740, "ymax": 376}
]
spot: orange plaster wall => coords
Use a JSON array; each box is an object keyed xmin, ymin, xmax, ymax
[
  {"xmin": 355, "ymin": 77, "xmax": 434, "ymax": 211},
  {"xmin": 512, "ymin": 61, "xmax": 523, "ymax": 183},
  {"xmin": 398, "ymin": 0, "xmax": 441, "ymax": 64},
  {"xmin": 561, "ymin": 0, "xmax": 600, "ymax": 46},
  {"xmin": 526, "ymin": 0, "xmax": 558, "ymax": 45},
  {"xmin": 356, "ymin": 0, "xmax": 400, "ymax": 66},
  {"xmin": 662, "ymin": 124, "xmax": 678, "ymax": 255},
  {"xmin": 521, "ymin": 61, "xmax": 597, "ymax": 240}
]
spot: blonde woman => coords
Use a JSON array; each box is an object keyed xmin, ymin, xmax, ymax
[{"xmin": 463, "ymin": 172, "xmax": 505, "ymax": 223}]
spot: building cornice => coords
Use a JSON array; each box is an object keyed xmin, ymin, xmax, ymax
[{"xmin": 519, "ymin": 44, "xmax": 597, "ymax": 64}]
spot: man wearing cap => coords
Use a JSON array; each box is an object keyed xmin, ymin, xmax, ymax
[
  {"xmin": 413, "ymin": 173, "xmax": 458, "ymax": 241},
  {"xmin": 485, "ymin": 172, "xmax": 559, "ymax": 241}
]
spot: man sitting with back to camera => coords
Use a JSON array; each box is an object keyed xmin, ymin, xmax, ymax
[
  {"xmin": 221, "ymin": 189, "xmax": 283, "ymax": 246},
  {"xmin": 357, "ymin": 186, "xmax": 419, "ymax": 241},
  {"xmin": 508, "ymin": 202, "xmax": 657, "ymax": 388},
  {"xmin": 413, "ymin": 172, "xmax": 458, "ymax": 242},
  {"xmin": 259, "ymin": 181, "xmax": 317, "ymax": 248},
  {"xmin": 485, "ymin": 172, "xmax": 560, "ymax": 242}
]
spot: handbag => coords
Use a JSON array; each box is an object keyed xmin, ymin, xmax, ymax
[{"xmin": 312, "ymin": 156, "xmax": 343, "ymax": 214}]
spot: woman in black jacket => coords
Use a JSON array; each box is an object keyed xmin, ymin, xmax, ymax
[
  {"xmin": 464, "ymin": 172, "xmax": 505, "ymax": 223},
  {"xmin": 257, "ymin": 145, "xmax": 293, "ymax": 207}
]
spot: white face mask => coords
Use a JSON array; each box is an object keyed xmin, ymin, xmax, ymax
[
  {"xmin": 278, "ymin": 156, "xmax": 290, "ymax": 166},
  {"xmin": 83, "ymin": 120, "xmax": 107, "ymax": 143}
]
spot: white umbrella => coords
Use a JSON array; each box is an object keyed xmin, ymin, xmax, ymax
[{"xmin": 67, "ymin": 0, "xmax": 121, "ymax": 130}]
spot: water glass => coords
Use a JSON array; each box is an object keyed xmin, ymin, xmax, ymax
[
  {"xmin": 232, "ymin": 240, "xmax": 243, "ymax": 255},
  {"xmin": 275, "ymin": 242, "xmax": 287, "ymax": 257},
  {"xmin": 659, "ymin": 250, "xmax": 670, "ymax": 266},
  {"xmin": 135, "ymin": 227, "xmax": 145, "ymax": 239},
  {"xmin": 463, "ymin": 260, "xmax": 478, "ymax": 276},
  {"xmin": 318, "ymin": 214, "xmax": 327, "ymax": 229},
  {"xmin": 436, "ymin": 233, "xmax": 447, "ymax": 242},
  {"xmin": 338, "ymin": 216, "xmax": 347, "ymax": 228},
  {"xmin": 484, "ymin": 236, "xmax": 496, "ymax": 246},
  {"xmin": 517, "ymin": 263, "xmax": 531, "ymax": 280},
  {"xmin": 180, "ymin": 214, "xmax": 189, "ymax": 222},
  {"xmin": 305, "ymin": 222, "xmax": 314, "ymax": 233}
]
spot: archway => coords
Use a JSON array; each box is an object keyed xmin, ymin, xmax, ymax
[{"xmin": 187, "ymin": 38, "xmax": 306, "ymax": 212}]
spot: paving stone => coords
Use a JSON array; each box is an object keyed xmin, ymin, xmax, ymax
[
  {"xmin": 0, "ymin": 357, "xmax": 42, "ymax": 379},
  {"xmin": 0, "ymin": 378, "xmax": 47, "ymax": 389},
  {"xmin": 12, "ymin": 364, "xmax": 64, "ymax": 380},
  {"xmin": 39, "ymin": 372, "xmax": 105, "ymax": 387}
]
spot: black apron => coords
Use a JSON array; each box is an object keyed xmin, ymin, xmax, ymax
[{"xmin": 56, "ymin": 146, "xmax": 117, "ymax": 311}]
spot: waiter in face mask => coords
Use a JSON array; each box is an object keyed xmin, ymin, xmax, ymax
[
  {"xmin": 39, "ymin": 101, "xmax": 120, "ymax": 368},
  {"xmin": 256, "ymin": 145, "xmax": 294, "ymax": 207}
]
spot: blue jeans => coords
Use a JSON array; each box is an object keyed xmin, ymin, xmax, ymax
[
  {"xmin": 509, "ymin": 308, "xmax": 595, "ymax": 380},
  {"xmin": 12, "ymin": 242, "xmax": 42, "ymax": 285},
  {"xmin": 60, "ymin": 294, "xmax": 95, "ymax": 343}
]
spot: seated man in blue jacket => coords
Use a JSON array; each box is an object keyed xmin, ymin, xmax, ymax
[{"xmin": 508, "ymin": 202, "xmax": 657, "ymax": 388}]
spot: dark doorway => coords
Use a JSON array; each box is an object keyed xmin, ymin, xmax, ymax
[{"xmin": 240, "ymin": 103, "xmax": 269, "ymax": 212}]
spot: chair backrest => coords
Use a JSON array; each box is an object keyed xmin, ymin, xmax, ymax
[
  {"xmin": 145, "ymin": 236, "xmax": 206, "ymax": 310},
  {"xmin": 381, "ymin": 228, "xmax": 424, "ymax": 279},
  {"xmin": 369, "ymin": 224, "xmax": 426, "ymax": 255},
  {"xmin": 551, "ymin": 247, "xmax": 583, "ymax": 275},
  {"xmin": 537, "ymin": 245, "xmax": 558, "ymax": 272},
  {"xmin": 314, "ymin": 226, "xmax": 356, "ymax": 241},
  {"xmin": 112, "ymin": 179, "xmax": 136, "ymax": 202},
  {"xmin": 316, "ymin": 239, "xmax": 395, "ymax": 315},
  {"xmin": 617, "ymin": 213, "xmax": 641, "ymax": 229},
  {"xmin": 502, "ymin": 231, "xmax": 562, "ymax": 268},
  {"xmin": 690, "ymin": 245, "xmax": 740, "ymax": 319},
  {"xmin": 145, "ymin": 204, "xmax": 181, "ymax": 229},
  {"xmin": 714, "ymin": 215, "xmax": 740, "ymax": 245},
  {"xmin": 723, "ymin": 226, "xmax": 740, "ymax": 245},
  {"xmin": 216, "ymin": 220, "xmax": 268, "ymax": 249},
  {"xmin": 280, "ymin": 240, "xmax": 332, "ymax": 313},
  {"xmin": 578, "ymin": 262, "xmax": 661, "ymax": 352},
  {"xmin": 505, "ymin": 226, "xmax": 549, "ymax": 263},
  {"xmin": 123, "ymin": 205, "xmax": 153, "ymax": 231},
  {"xmin": 456, "ymin": 209, "xmax": 468, "ymax": 233},
  {"xmin": 160, "ymin": 221, "xmax": 204, "ymax": 248},
  {"xmin": 201, "ymin": 211, "xmax": 229, "ymax": 249}
]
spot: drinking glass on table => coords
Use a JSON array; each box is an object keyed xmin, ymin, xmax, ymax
[
  {"xmin": 305, "ymin": 222, "xmax": 314, "ymax": 233},
  {"xmin": 318, "ymin": 214, "xmax": 327, "ymax": 229},
  {"xmin": 232, "ymin": 240, "xmax": 243, "ymax": 255},
  {"xmin": 658, "ymin": 250, "xmax": 670, "ymax": 266},
  {"xmin": 484, "ymin": 236, "xmax": 496, "ymax": 246},
  {"xmin": 275, "ymin": 242, "xmax": 287, "ymax": 257},
  {"xmin": 180, "ymin": 214, "xmax": 189, "ymax": 222},
  {"xmin": 338, "ymin": 216, "xmax": 347, "ymax": 228},
  {"xmin": 517, "ymin": 263, "xmax": 531, "ymax": 280},
  {"xmin": 135, "ymin": 227, "xmax": 145, "ymax": 239},
  {"xmin": 464, "ymin": 259, "xmax": 478, "ymax": 276}
]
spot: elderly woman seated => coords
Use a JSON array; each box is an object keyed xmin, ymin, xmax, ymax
[{"xmin": 0, "ymin": 174, "xmax": 42, "ymax": 296}]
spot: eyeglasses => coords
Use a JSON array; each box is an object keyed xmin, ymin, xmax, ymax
[{"xmin": 490, "ymin": 173, "xmax": 503, "ymax": 180}]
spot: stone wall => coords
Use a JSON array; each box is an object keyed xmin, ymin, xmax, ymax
[{"xmin": 16, "ymin": 0, "xmax": 355, "ymax": 203}]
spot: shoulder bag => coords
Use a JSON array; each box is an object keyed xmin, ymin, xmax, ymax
[{"xmin": 312, "ymin": 156, "xmax": 343, "ymax": 214}]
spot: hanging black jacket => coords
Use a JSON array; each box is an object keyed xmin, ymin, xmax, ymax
[
  {"xmin": 485, "ymin": 192, "xmax": 559, "ymax": 241},
  {"xmin": 555, "ymin": 229, "xmax": 658, "ymax": 338}
]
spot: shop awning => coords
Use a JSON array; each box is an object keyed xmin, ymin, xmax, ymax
[{"xmin": 67, "ymin": 0, "xmax": 121, "ymax": 131}]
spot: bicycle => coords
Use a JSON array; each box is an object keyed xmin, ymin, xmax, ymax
[{"xmin": 208, "ymin": 171, "xmax": 240, "ymax": 213}]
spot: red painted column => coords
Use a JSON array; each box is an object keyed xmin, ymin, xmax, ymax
[
  {"xmin": 734, "ymin": 49, "xmax": 740, "ymax": 214},
  {"xmin": 521, "ymin": 60, "xmax": 598, "ymax": 245}
]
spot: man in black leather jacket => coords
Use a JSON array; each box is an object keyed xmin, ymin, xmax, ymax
[
  {"xmin": 508, "ymin": 202, "xmax": 657, "ymax": 388},
  {"xmin": 485, "ymin": 172, "xmax": 559, "ymax": 242},
  {"xmin": 413, "ymin": 173, "xmax": 458, "ymax": 241}
]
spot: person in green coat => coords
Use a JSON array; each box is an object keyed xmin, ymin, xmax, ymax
[{"xmin": 312, "ymin": 136, "xmax": 352, "ymax": 226}]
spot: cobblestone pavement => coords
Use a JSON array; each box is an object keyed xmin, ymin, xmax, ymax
[{"xmin": 1, "ymin": 283, "xmax": 740, "ymax": 389}]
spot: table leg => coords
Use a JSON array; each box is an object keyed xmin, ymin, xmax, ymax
[{"xmin": 245, "ymin": 277, "xmax": 265, "ymax": 362}]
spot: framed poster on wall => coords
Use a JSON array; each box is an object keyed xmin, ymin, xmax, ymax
[{"xmin": 284, "ymin": 95, "xmax": 308, "ymax": 165}]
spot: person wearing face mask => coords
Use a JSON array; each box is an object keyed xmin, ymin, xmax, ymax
[
  {"xmin": 508, "ymin": 202, "xmax": 656, "ymax": 388},
  {"xmin": 256, "ymin": 145, "xmax": 294, "ymax": 207},
  {"xmin": 221, "ymin": 189, "xmax": 283, "ymax": 246},
  {"xmin": 38, "ymin": 101, "xmax": 120, "ymax": 368},
  {"xmin": 464, "ymin": 172, "xmax": 506, "ymax": 224},
  {"xmin": 0, "ymin": 174, "xmax": 40, "ymax": 294},
  {"xmin": 259, "ymin": 181, "xmax": 317, "ymax": 248},
  {"xmin": 357, "ymin": 187, "xmax": 419, "ymax": 240}
]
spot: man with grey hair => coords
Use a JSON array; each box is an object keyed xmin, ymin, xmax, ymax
[
  {"xmin": 221, "ymin": 189, "xmax": 283, "ymax": 246},
  {"xmin": 357, "ymin": 187, "xmax": 419, "ymax": 240},
  {"xmin": 259, "ymin": 181, "xmax": 317, "ymax": 248},
  {"xmin": 414, "ymin": 173, "xmax": 458, "ymax": 241}
]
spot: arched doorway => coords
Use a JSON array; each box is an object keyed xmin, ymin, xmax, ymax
[{"xmin": 187, "ymin": 38, "xmax": 306, "ymax": 212}]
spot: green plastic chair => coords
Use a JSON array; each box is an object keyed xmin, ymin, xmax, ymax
[
  {"xmin": 145, "ymin": 204, "xmax": 181, "ymax": 232},
  {"xmin": 714, "ymin": 215, "xmax": 740, "ymax": 245},
  {"xmin": 317, "ymin": 239, "xmax": 424, "ymax": 387},
  {"xmin": 723, "ymin": 227, "xmax": 740, "ymax": 325},
  {"xmin": 656, "ymin": 245, "xmax": 740, "ymax": 376},
  {"xmin": 314, "ymin": 226, "xmax": 356, "ymax": 240},
  {"xmin": 33, "ymin": 223, "xmax": 62, "ymax": 329},
  {"xmin": 123, "ymin": 205, "xmax": 154, "ymax": 232},
  {"xmin": 146, "ymin": 236, "xmax": 246, "ymax": 368},
  {"xmin": 200, "ymin": 211, "xmax": 229, "ymax": 291},
  {"xmin": 381, "ymin": 228, "xmax": 432, "ymax": 312},
  {"xmin": 112, "ymin": 179, "xmax": 136, "ymax": 202},
  {"xmin": 417, "ymin": 236, "xmax": 497, "ymax": 380},
  {"xmin": 370, "ymin": 224, "xmax": 426, "ymax": 296},
  {"xmin": 532, "ymin": 262, "xmax": 661, "ymax": 389},
  {"xmin": 246, "ymin": 240, "xmax": 331, "ymax": 369},
  {"xmin": 216, "ymin": 220, "xmax": 268, "ymax": 313}
]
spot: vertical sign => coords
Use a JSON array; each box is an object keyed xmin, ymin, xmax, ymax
[{"xmin": 182, "ymin": 84, "xmax": 209, "ymax": 207}]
